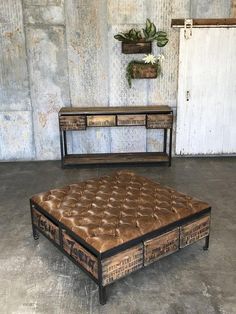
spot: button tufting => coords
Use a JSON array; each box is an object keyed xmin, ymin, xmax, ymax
[{"xmin": 31, "ymin": 171, "xmax": 209, "ymax": 253}]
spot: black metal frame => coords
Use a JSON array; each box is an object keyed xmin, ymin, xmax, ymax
[
  {"xmin": 30, "ymin": 199, "xmax": 211, "ymax": 305},
  {"xmin": 59, "ymin": 109, "xmax": 173, "ymax": 168}
]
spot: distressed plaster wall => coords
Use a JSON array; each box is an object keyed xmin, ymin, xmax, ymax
[
  {"xmin": 231, "ymin": 0, "xmax": 236, "ymax": 17},
  {"xmin": 0, "ymin": 0, "xmax": 232, "ymax": 160}
]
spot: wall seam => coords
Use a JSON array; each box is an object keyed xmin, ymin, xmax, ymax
[
  {"xmin": 64, "ymin": 1, "xmax": 73, "ymax": 107},
  {"xmin": 63, "ymin": 0, "xmax": 74, "ymax": 153},
  {"xmin": 105, "ymin": 0, "xmax": 112, "ymax": 153},
  {"xmin": 21, "ymin": 0, "xmax": 36, "ymax": 160}
]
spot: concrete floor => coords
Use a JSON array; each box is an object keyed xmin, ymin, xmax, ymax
[{"xmin": 0, "ymin": 158, "xmax": 235, "ymax": 314}]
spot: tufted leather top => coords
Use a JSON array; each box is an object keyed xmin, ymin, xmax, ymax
[{"xmin": 31, "ymin": 171, "xmax": 210, "ymax": 253}]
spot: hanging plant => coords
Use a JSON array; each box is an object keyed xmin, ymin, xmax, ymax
[
  {"xmin": 114, "ymin": 19, "xmax": 168, "ymax": 54},
  {"xmin": 126, "ymin": 54, "xmax": 164, "ymax": 88},
  {"xmin": 142, "ymin": 19, "xmax": 168, "ymax": 47}
]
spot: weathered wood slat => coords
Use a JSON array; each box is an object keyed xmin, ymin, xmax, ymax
[
  {"xmin": 102, "ymin": 244, "xmax": 143, "ymax": 286},
  {"xmin": 32, "ymin": 209, "xmax": 59, "ymax": 244},
  {"xmin": 180, "ymin": 215, "xmax": 210, "ymax": 248},
  {"xmin": 144, "ymin": 228, "xmax": 179, "ymax": 266},
  {"xmin": 62, "ymin": 231, "xmax": 98, "ymax": 279}
]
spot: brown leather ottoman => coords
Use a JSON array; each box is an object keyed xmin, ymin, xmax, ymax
[{"xmin": 30, "ymin": 171, "xmax": 211, "ymax": 304}]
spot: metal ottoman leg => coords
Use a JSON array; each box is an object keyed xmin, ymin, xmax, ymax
[
  {"xmin": 32, "ymin": 225, "xmax": 39, "ymax": 240},
  {"xmin": 99, "ymin": 286, "xmax": 106, "ymax": 305},
  {"xmin": 203, "ymin": 235, "xmax": 210, "ymax": 250}
]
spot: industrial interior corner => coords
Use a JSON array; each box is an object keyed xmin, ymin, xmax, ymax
[{"xmin": 0, "ymin": 1, "xmax": 236, "ymax": 313}]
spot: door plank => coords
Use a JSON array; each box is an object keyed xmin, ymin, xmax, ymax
[{"xmin": 176, "ymin": 28, "xmax": 236, "ymax": 155}]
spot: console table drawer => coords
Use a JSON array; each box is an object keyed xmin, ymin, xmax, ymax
[
  {"xmin": 60, "ymin": 115, "xmax": 86, "ymax": 130},
  {"xmin": 147, "ymin": 114, "xmax": 172, "ymax": 129},
  {"xmin": 117, "ymin": 114, "xmax": 146, "ymax": 126},
  {"xmin": 87, "ymin": 115, "xmax": 116, "ymax": 127}
]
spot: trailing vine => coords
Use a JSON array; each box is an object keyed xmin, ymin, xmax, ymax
[
  {"xmin": 126, "ymin": 61, "xmax": 136, "ymax": 88},
  {"xmin": 126, "ymin": 60, "xmax": 161, "ymax": 88}
]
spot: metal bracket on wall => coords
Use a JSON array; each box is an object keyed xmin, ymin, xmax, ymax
[{"xmin": 184, "ymin": 19, "xmax": 193, "ymax": 39}]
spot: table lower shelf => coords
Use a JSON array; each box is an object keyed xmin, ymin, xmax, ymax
[{"xmin": 63, "ymin": 152, "xmax": 169, "ymax": 166}]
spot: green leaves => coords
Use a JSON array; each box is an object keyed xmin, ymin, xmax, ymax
[
  {"xmin": 146, "ymin": 19, "xmax": 152, "ymax": 33},
  {"xmin": 144, "ymin": 18, "xmax": 156, "ymax": 40},
  {"xmin": 126, "ymin": 61, "xmax": 135, "ymax": 88},
  {"xmin": 155, "ymin": 31, "xmax": 168, "ymax": 47},
  {"xmin": 115, "ymin": 20, "xmax": 167, "ymax": 88},
  {"xmin": 114, "ymin": 29, "xmax": 142, "ymax": 43},
  {"xmin": 114, "ymin": 33, "xmax": 128, "ymax": 42},
  {"xmin": 143, "ymin": 20, "xmax": 168, "ymax": 47},
  {"xmin": 114, "ymin": 19, "xmax": 169, "ymax": 48},
  {"xmin": 128, "ymin": 29, "xmax": 142, "ymax": 41}
]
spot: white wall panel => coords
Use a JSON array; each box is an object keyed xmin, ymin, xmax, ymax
[
  {"xmin": 0, "ymin": 112, "xmax": 33, "ymax": 160},
  {"xmin": 190, "ymin": 0, "xmax": 231, "ymax": 18},
  {"xmin": 65, "ymin": 0, "xmax": 110, "ymax": 154},
  {"xmin": 0, "ymin": 0, "xmax": 31, "ymax": 111},
  {"xmin": 23, "ymin": 0, "xmax": 65, "ymax": 25},
  {"xmin": 26, "ymin": 26, "xmax": 70, "ymax": 159}
]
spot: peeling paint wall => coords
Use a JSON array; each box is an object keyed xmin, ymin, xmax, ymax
[{"xmin": 0, "ymin": 0, "xmax": 232, "ymax": 160}]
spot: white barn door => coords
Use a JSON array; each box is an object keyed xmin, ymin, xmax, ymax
[{"xmin": 176, "ymin": 28, "xmax": 236, "ymax": 155}]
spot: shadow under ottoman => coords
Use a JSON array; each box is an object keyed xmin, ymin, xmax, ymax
[{"xmin": 30, "ymin": 171, "xmax": 211, "ymax": 305}]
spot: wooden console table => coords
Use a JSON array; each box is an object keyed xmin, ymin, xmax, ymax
[{"xmin": 59, "ymin": 106, "xmax": 173, "ymax": 167}]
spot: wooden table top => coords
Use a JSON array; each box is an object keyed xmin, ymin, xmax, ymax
[{"xmin": 59, "ymin": 105, "xmax": 172, "ymax": 115}]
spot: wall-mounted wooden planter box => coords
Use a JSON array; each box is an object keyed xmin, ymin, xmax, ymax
[
  {"xmin": 131, "ymin": 63, "xmax": 158, "ymax": 79},
  {"xmin": 122, "ymin": 40, "xmax": 152, "ymax": 54}
]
